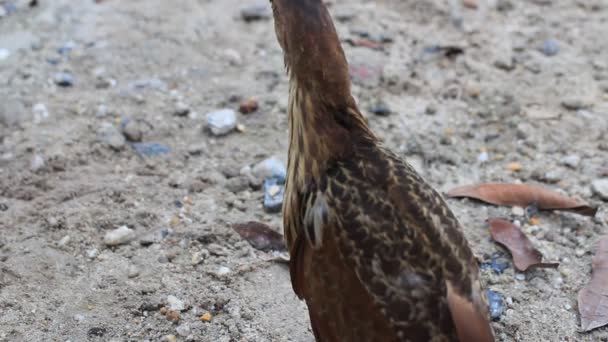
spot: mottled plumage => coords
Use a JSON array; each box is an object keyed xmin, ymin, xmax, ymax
[{"xmin": 270, "ymin": 0, "xmax": 495, "ymax": 341}]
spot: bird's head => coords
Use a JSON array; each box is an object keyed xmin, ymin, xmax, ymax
[{"xmin": 269, "ymin": 0, "xmax": 350, "ymax": 97}]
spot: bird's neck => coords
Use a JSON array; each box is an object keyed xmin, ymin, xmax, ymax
[{"xmin": 285, "ymin": 78, "xmax": 375, "ymax": 192}]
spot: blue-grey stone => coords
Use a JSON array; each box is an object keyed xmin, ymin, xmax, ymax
[
  {"xmin": 481, "ymin": 253, "xmax": 510, "ymax": 274},
  {"xmin": 263, "ymin": 177, "xmax": 285, "ymax": 213},
  {"xmin": 131, "ymin": 143, "xmax": 170, "ymax": 157},
  {"xmin": 252, "ymin": 156, "xmax": 286, "ymax": 181},
  {"xmin": 540, "ymin": 39, "xmax": 559, "ymax": 56},
  {"xmin": 485, "ymin": 289, "xmax": 505, "ymax": 320}
]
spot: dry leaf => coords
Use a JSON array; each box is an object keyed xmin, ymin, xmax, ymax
[
  {"xmin": 447, "ymin": 183, "xmax": 597, "ymax": 216},
  {"xmin": 233, "ymin": 221, "xmax": 286, "ymax": 252},
  {"xmin": 463, "ymin": 0, "xmax": 478, "ymax": 9},
  {"xmin": 488, "ymin": 218, "xmax": 559, "ymax": 272},
  {"xmin": 578, "ymin": 236, "xmax": 608, "ymax": 331}
]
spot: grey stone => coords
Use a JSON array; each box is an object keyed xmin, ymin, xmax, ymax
[
  {"xmin": 0, "ymin": 98, "xmax": 27, "ymax": 126},
  {"xmin": 30, "ymin": 154, "xmax": 45, "ymax": 172},
  {"xmin": 97, "ymin": 122, "xmax": 126, "ymax": 150},
  {"xmin": 103, "ymin": 226, "xmax": 134, "ymax": 246},
  {"xmin": 206, "ymin": 109, "xmax": 237, "ymax": 136},
  {"xmin": 252, "ymin": 156, "xmax": 286, "ymax": 181},
  {"xmin": 560, "ymin": 155, "xmax": 580, "ymax": 168},
  {"xmin": 591, "ymin": 178, "xmax": 608, "ymax": 200}
]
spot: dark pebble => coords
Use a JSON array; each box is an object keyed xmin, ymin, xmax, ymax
[
  {"xmin": 370, "ymin": 101, "xmax": 391, "ymax": 116},
  {"xmin": 241, "ymin": 5, "xmax": 271, "ymax": 22},
  {"xmin": 174, "ymin": 200, "xmax": 183, "ymax": 208},
  {"xmin": 54, "ymin": 72, "xmax": 74, "ymax": 87},
  {"xmin": 0, "ymin": 203, "xmax": 8, "ymax": 211}
]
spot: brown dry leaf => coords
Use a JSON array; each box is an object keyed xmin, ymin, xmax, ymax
[
  {"xmin": 578, "ymin": 235, "xmax": 608, "ymax": 331},
  {"xmin": 447, "ymin": 183, "xmax": 597, "ymax": 216},
  {"xmin": 233, "ymin": 221, "xmax": 286, "ymax": 252},
  {"xmin": 488, "ymin": 218, "xmax": 559, "ymax": 272},
  {"xmin": 463, "ymin": 0, "xmax": 478, "ymax": 9}
]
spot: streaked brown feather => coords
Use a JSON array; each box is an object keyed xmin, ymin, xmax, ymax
[{"xmin": 271, "ymin": 0, "xmax": 495, "ymax": 341}]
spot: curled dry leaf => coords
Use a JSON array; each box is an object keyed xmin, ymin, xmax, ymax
[
  {"xmin": 488, "ymin": 218, "xmax": 559, "ymax": 272},
  {"xmin": 447, "ymin": 183, "xmax": 597, "ymax": 217},
  {"xmin": 578, "ymin": 235, "xmax": 608, "ymax": 332},
  {"xmin": 232, "ymin": 221, "xmax": 286, "ymax": 252}
]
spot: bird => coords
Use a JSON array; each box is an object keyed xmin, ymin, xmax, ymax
[{"xmin": 270, "ymin": 0, "xmax": 495, "ymax": 341}]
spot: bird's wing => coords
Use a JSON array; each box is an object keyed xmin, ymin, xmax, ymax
[{"xmin": 318, "ymin": 150, "xmax": 494, "ymax": 341}]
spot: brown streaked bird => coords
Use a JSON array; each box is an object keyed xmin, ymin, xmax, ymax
[{"xmin": 270, "ymin": 1, "xmax": 495, "ymax": 341}]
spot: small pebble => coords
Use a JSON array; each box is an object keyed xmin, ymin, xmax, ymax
[
  {"xmin": 506, "ymin": 162, "xmax": 522, "ymax": 172},
  {"xmin": 591, "ymin": 178, "xmax": 608, "ymax": 200},
  {"xmin": 30, "ymin": 154, "xmax": 45, "ymax": 172},
  {"xmin": 540, "ymin": 39, "xmax": 559, "ymax": 56},
  {"xmin": 263, "ymin": 177, "xmax": 285, "ymax": 213},
  {"xmin": 241, "ymin": 4, "xmax": 271, "ymax": 22},
  {"xmin": 32, "ymin": 103, "xmax": 49, "ymax": 124},
  {"xmin": 164, "ymin": 334, "xmax": 177, "ymax": 342},
  {"xmin": 561, "ymin": 98, "xmax": 589, "ymax": 111},
  {"xmin": 480, "ymin": 256, "xmax": 509, "ymax": 274},
  {"xmin": 239, "ymin": 98, "xmax": 259, "ymax": 114},
  {"xmin": 0, "ymin": 48, "xmax": 9, "ymax": 61},
  {"xmin": 121, "ymin": 119, "xmax": 144, "ymax": 142},
  {"xmin": 54, "ymin": 72, "xmax": 74, "ymax": 87},
  {"xmin": 176, "ymin": 324, "xmax": 190, "ymax": 337},
  {"xmin": 97, "ymin": 122, "xmax": 126, "ymax": 151},
  {"xmin": 95, "ymin": 104, "xmax": 109, "ymax": 117},
  {"xmin": 200, "ymin": 312, "xmax": 213, "ymax": 322},
  {"xmin": 127, "ymin": 265, "xmax": 140, "ymax": 278},
  {"xmin": 515, "ymin": 273, "xmax": 526, "ymax": 281},
  {"xmin": 206, "ymin": 109, "xmax": 237, "ymax": 136},
  {"xmin": 132, "ymin": 143, "xmax": 170, "ymax": 157},
  {"xmin": 425, "ymin": 103, "xmax": 437, "ymax": 115},
  {"xmin": 217, "ymin": 266, "xmax": 231, "ymax": 275},
  {"xmin": 477, "ymin": 151, "xmax": 489, "ymax": 163},
  {"xmin": 103, "ymin": 226, "xmax": 135, "ymax": 246},
  {"xmin": 57, "ymin": 41, "xmax": 76, "ymax": 55},
  {"xmin": 252, "ymin": 156, "xmax": 286, "ymax": 181},
  {"xmin": 58, "ymin": 235, "xmax": 71, "ymax": 246},
  {"xmin": 511, "ymin": 206, "xmax": 525, "ymax": 216},
  {"xmin": 174, "ymin": 101, "xmax": 190, "ymax": 116},
  {"xmin": 369, "ymin": 101, "xmax": 391, "ymax": 116},
  {"xmin": 485, "ymin": 290, "xmax": 505, "ymax": 320},
  {"xmin": 560, "ymin": 155, "xmax": 580, "ymax": 168},
  {"xmin": 167, "ymin": 295, "xmax": 186, "ymax": 312}
]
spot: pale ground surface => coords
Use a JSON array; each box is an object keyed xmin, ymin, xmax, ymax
[{"xmin": 1, "ymin": 0, "xmax": 608, "ymax": 341}]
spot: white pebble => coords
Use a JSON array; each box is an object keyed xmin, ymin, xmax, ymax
[
  {"xmin": 103, "ymin": 226, "xmax": 135, "ymax": 246},
  {"xmin": 30, "ymin": 154, "xmax": 45, "ymax": 172},
  {"xmin": 206, "ymin": 109, "xmax": 237, "ymax": 136},
  {"xmin": 217, "ymin": 266, "xmax": 231, "ymax": 275},
  {"xmin": 167, "ymin": 295, "xmax": 186, "ymax": 312},
  {"xmin": 511, "ymin": 206, "xmax": 525, "ymax": 216},
  {"xmin": 58, "ymin": 235, "xmax": 71, "ymax": 246},
  {"xmin": 33, "ymin": 103, "xmax": 49, "ymax": 124},
  {"xmin": 477, "ymin": 151, "xmax": 489, "ymax": 163}
]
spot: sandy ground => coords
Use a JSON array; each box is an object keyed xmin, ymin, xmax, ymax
[{"xmin": 1, "ymin": 0, "xmax": 608, "ymax": 341}]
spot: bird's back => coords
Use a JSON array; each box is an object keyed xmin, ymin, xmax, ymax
[{"xmin": 287, "ymin": 143, "xmax": 493, "ymax": 341}]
